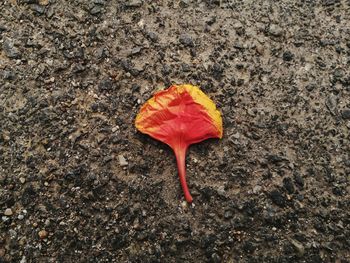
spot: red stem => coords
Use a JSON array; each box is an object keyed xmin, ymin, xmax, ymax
[{"xmin": 174, "ymin": 146, "xmax": 193, "ymax": 203}]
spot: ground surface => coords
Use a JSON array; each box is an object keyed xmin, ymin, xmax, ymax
[{"xmin": 1, "ymin": 0, "xmax": 350, "ymax": 262}]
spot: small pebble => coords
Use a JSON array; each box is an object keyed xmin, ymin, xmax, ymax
[
  {"xmin": 232, "ymin": 132, "xmax": 240, "ymax": 139},
  {"xmin": 341, "ymin": 109, "xmax": 350, "ymax": 120},
  {"xmin": 125, "ymin": 0, "xmax": 143, "ymax": 8},
  {"xmin": 18, "ymin": 214, "xmax": 24, "ymax": 220},
  {"xmin": 9, "ymin": 229, "xmax": 17, "ymax": 239},
  {"xmin": 289, "ymin": 238, "xmax": 305, "ymax": 256},
  {"xmin": 283, "ymin": 51, "xmax": 294, "ymax": 61},
  {"xmin": 179, "ymin": 34, "xmax": 194, "ymax": 47},
  {"xmin": 4, "ymin": 208, "xmax": 13, "ymax": 216},
  {"xmin": 19, "ymin": 177, "xmax": 26, "ymax": 184},
  {"xmin": 31, "ymin": 4, "xmax": 45, "ymax": 14},
  {"xmin": 90, "ymin": 5, "xmax": 102, "ymax": 15},
  {"xmin": 269, "ymin": 24, "xmax": 284, "ymax": 37},
  {"xmin": 39, "ymin": 0, "xmax": 49, "ymax": 5},
  {"xmin": 38, "ymin": 230, "xmax": 48, "ymax": 239},
  {"xmin": 118, "ymin": 154, "xmax": 128, "ymax": 167},
  {"xmin": 3, "ymin": 37, "xmax": 21, "ymax": 59},
  {"xmin": 224, "ymin": 210, "xmax": 233, "ymax": 219},
  {"xmin": 253, "ymin": 185, "xmax": 262, "ymax": 194},
  {"xmin": 181, "ymin": 201, "xmax": 188, "ymax": 209}
]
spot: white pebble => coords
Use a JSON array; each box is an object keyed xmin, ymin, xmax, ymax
[
  {"xmin": 4, "ymin": 208, "xmax": 13, "ymax": 216},
  {"xmin": 118, "ymin": 155, "xmax": 128, "ymax": 167}
]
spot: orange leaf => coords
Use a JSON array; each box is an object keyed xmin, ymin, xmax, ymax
[{"xmin": 135, "ymin": 84, "xmax": 223, "ymax": 202}]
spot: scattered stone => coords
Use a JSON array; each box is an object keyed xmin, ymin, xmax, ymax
[
  {"xmin": 90, "ymin": 5, "xmax": 102, "ymax": 15},
  {"xmin": 289, "ymin": 238, "xmax": 305, "ymax": 256},
  {"xmin": 93, "ymin": 0, "xmax": 105, "ymax": 4},
  {"xmin": 305, "ymin": 83, "xmax": 316, "ymax": 92},
  {"xmin": 181, "ymin": 63, "xmax": 190, "ymax": 72},
  {"xmin": 0, "ymin": 25, "xmax": 7, "ymax": 33},
  {"xmin": 344, "ymin": 159, "xmax": 350, "ymax": 167},
  {"xmin": 267, "ymin": 154, "xmax": 285, "ymax": 163},
  {"xmin": 211, "ymin": 63, "xmax": 224, "ymax": 80},
  {"xmin": 283, "ymin": 177, "xmax": 295, "ymax": 194},
  {"xmin": 3, "ymin": 38, "xmax": 21, "ymax": 59},
  {"xmin": 341, "ymin": 109, "xmax": 350, "ymax": 119},
  {"xmin": 269, "ymin": 24, "xmax": 284, "ymax": 37},
  {"xmin": 72, "ymin": 63, "xmax": 85, "ymax": 73},
  {"xmin": 283, "ymin": 51, "xmax": 294, "ymax": 61},
  {"xmin": 46, "ymin": 6, "xmax": 54, "ymax": 17},
  {"xmin": 325, "ymin": 95, "xmax": 338, "ymax": 116},
  {"xmin": 179, "ymin": 0, "xmax": 189, "ymax": 7},
  {"xmin": 294, "ymin": 173, "xmax": 304, "ymax": 189},
  {"xmin": 179, "ymin": 34, "xmax": 194, "ymax": 47},
  {"xmin": 120, "ymin": 59, "xmax": 140, "ymax": 76},
  {"xmin": 224, "ymin": 210, "xmax": 233, "ymax": 219},
  {"xmin": 332, "ymin": 186, "xmax": 343, "ymax": 196},
  {"xmin": 333, "ymin": 68, "xmax": 344, "ymax": 79},
  {"xmin": 232, "ymin": 21, "xmax": 243, "ymax": 29},
  {"xmin": 4, "ymin": 208, "xmax": 13, "ymax": 216},
  {"xmin": 125, "ymin": 0, "xmax": 143, "ymax": 8},
  {"xmin": 237, "ymin": 79, "xmax": 244, "ymax": 86},
  {"xmin": 232, "ymin": 132, "xmax": 240, "ymax": 139},
  {"xmin": 130, "ymin": 47, "xmax": 142, "ymax": 56},
  {"xmin": 38, "ymin": 230, "xmax": 48, "ymax": 239},
  {"xmin": 2, "ymin": 70, "xmax": 16, "ymax": 80},
  {"xmin": 322, "ymin": 0, "xmax": 340, "ymax": 6},
  {"xmin": 9, "ymin": 229, "xmax": 17, "ymax": 239},
  {"xmin": 217, "ymin": 186, "xmax": 226, "ymax": 196},
  {"xmin": 118, "ymin": 155, "xmax": 128, "ymax": 167},
  {"xmin": 31, "ymin": 4, "xmax": 46, "ymax": 14},
  {"xmin": 233, "ymin": 42, "xmax": 246, "ymax": 49},
  {"xmin": 99, "ymin": 78, "xmax": 114, "ymax": 91},
  {"xmin": 146, "ymin": 31, "xmax": 158, "ymax": 42},
  {"xmin": 206, "ymin": 16, "xmax": 217, "ymax": 26},
  {"xmin": 18, "ymin": 214, "xmax": 24, "ymax": 220},
  {"xmin": 161, "ymin": 64, "xmax": 171, "ymax": 75},
  {"xmin": 243, "ymin": 241, "xmax": 256, "ymax": 253},
  {"xmin": 269, "ymin": 189, "xmax": 286, "ymax": 207},
  {"xmin": 253, "ymin": 185, "xmax": 262, "ymax": 194},
  {"xmin": 319, "ymin": 39, "xmax": 336, "ymax": 47},
  {"xmin": 211, "ymin": 253, "xmax": 221, "ymax": 263},
  {"xmin": 38, "ymin": 0, "xmax": 49, "ymax": 5},
  {"xmin": 180, "ymin": 201, "xmax": 188, "ymax": 210}
]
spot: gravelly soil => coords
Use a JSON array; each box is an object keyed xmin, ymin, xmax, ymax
[{"xmin": 1, "ymin": 0, "xmax": 350, "ymax": 262}]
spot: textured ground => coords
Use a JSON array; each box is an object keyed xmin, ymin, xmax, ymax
[{"xmin": 1, "ymin": 0, "xmax": 350, "ymax": 262}]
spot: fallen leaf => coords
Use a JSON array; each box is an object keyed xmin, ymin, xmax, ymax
[{"xmin": 135, "ymin": 84, "xmax": 223, "ymax": 202}]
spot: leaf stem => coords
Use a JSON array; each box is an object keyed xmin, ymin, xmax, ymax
[{"xmin": 174, "ymin": 146, "xmax": 193, "ymax": 203}]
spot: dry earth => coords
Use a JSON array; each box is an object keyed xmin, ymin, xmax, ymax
[{"xmin": 1, "ymin": 0, "xmax": 350, "ymax": 262}]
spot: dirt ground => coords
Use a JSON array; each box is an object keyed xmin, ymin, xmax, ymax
[{"xmin": 1, "ymin": 0, "xmax": 350, "ymax": 262}]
